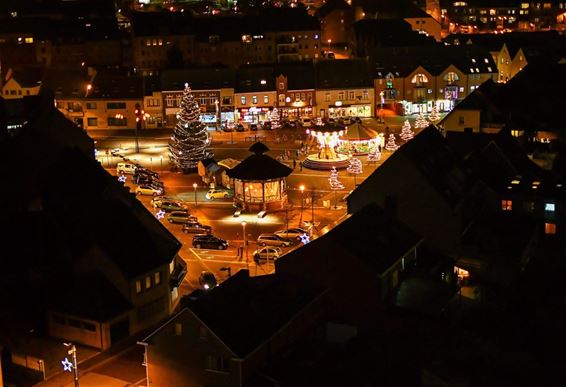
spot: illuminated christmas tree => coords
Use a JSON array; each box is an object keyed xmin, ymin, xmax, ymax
[
  {"xmin": 368, "ymin": 144, "xmax": 382, "ymax": 164},
  {"xmin": 385, "ymin": 133, "xmax": 399, "ymax": 151},
  {"xmin": 429, "ymin": 103, "xmax": 440, "ymax": 122},
  {"xmin": 346, "ymin": 157, "xmax": 363, "ymax": 186},
  {"xmin": 415, "ymin": 111, "xmax": 429, "ymax": 129},
  {"xmin": 328, "ymin": 166, "xmax": 345, "ymax": 209},
  {"xmin": 169, "ymin": 83, "xmax": 213, "ymax": 172},
  {"xmin": 400, "ymin": 119, "xmax": 414, "ymax": 141},
  {"xmin": 270, "ymin": 107, "xmax": 281, "ymax": 130}
]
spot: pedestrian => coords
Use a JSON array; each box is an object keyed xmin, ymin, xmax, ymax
[
  {"xmin": 293, "ymin": 159, "xmax": 296, "ymax": 170},
  {"xmin": 299, "ymin": 160, "xmax": 303, "ymax": 171}
]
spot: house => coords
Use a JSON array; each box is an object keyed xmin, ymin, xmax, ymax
[
  {"xmin": 142, "ymin": 271, "xmax": 327, "ymax": 387},
  {"xmin": 314, "ymin": 59, "xmax": 374, "ymax": 118},
  {"xmin": 234, "ymin": 65, "xmax": 276, "ymax": 124},
  {"xmin": 0, "ymin": 92, "xmax": 184, "ymax": 353},
  {"xmin": 403, "ymin": 6, "xmax": 442, "ymax": 41},
  {"xmin": 2, "ymin": 67, "xmax": 43, "ymax": 100},
  {"xmin": 276, "ymin": 202, "xmax": 423, "ymax": 327},
  {"xmin": 347, "ymin": 126, "xmax": 496, "ymax": 252},
  {"xmin": 371, "ymin": 44, "xmax": 498, "ymax": 115},
  {"xmin": 274, "ymin": 62, "xmax": 316, "ymax": 119},
  {"xmin": 317, "ymin": 0, "xmax": 355, "ymax": 46}
]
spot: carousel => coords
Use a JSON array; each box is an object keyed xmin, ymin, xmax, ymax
[
  {"xmin": 303, "ymin": 122, "xmax": 350, "ymax": 170},
  {"xmin": 336, "ymin": 122, "xmax": 385, "ymax": 156},
  {"xmin": 226, "ymin": 142, "xmax": 293, "ymax": 212}
]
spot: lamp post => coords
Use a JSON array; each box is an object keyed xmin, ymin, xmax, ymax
[
  {"xmin": 311, "ymin": 188, "xmax": 315, "ymax": 224},
  {"xmin": 327, "ymin": 38, "xmax": 331, "ymax": 51},
  {"xmin": 193, "ymin": 183, "xmax": 198, "ymax": 207},
  {"xmin": 299, "ymin": 184, "xmax": 305, "ymax": 226},
  {"xmin": 137, "ymin": 341, "xmax": 150, "ymax": 387},
  {"xmin": 63, "ymin": 343, "xmax": 79, "ymax": 387},
  {"xmin": 241, "ymin": 221, "xmax": 248, "ymax": 270},
  {"xmin": 160, "ymin": 155, "xmax": 163, "ymax": 172}
]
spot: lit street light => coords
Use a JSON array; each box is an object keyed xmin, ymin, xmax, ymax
[
  {"xmin": 62, "ymin": 343, "xmax": 79, "ymax": 387},
  {"xmin": 241, "ymin": 221, "xmax": 248, "ymax": 270},
  {"xmin": 299, "ymin": 184, "xmax": 305, "ymax": 226},
  {"xmin": 193, "ymin": 183, "xmax": 198, "ymax": 207},
  {"xmin": 160, "ymin": 155, "xmax": 163, "ymax": 172}
]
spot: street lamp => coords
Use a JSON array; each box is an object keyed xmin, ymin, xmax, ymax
[
  {"xmin": 311, "ymin": 188, "xmax": 315, "ymax": 224},
  {"xmin": 160, "ymin": 155, "xmax": 163, "ymax": 172},
  {"xmin": 241, "ymin": 221, "xmax": 248, "ymax": 270},
  {"xmin": 193, "ymin": 183, "xmax": 198, "ymax": 207},
  {"xmin": 62, "ymin": 343, "xmax": 79, "ymax": 387},
  {"xmin": 299, "ymin": 184, "xmax": 305, "ymax": 226},
  {"xmin": 327, "ymin": 38, "xmax": 331, "ymax": 51}
]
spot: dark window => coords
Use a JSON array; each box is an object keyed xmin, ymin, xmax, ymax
[
  {"xmin": 107, "ymin": 102, "xmax": 126, "ymax": 109},
  {"xmin": 53, "ymin": 314, "xmax": 66, "ymax": 325},
  {"xmin": 87, "ymin": 117, "xmax": 98, "ymax": 126},
  {"xmin": 107, "ymin": 117, "xmax": 127, "ymax": 126},
  {"xmin": 68, "ymin": 318, "xmax": 81, "ymax": 329},
  {"xmin": 86, "ymin": 102, "xmax": 97, "ymax": 109},
  {"xmin": 83, "ymin": 322, "xmax": 96, "ymax": 332}
]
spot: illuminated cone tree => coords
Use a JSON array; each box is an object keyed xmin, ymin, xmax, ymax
[
  {"xmin": 385, "ymin": 133, "xmax": 399, "ymax": 151},
  {"xmin": 270, "ymin": 107, "xmax": 281, "ymax": 130},
  {"xmin": 169, "ymin": 83, "xmax": 213, "ymax": 172},
  {"xmin": 415, "ymin": 111, "xmax": 429, "ymax": 129},
  {"xmin": 429, "ymin": 104, "xmax": 440, "ymax": 122},
  {"xmin": 347, "ymin": 157, "xmax": 363, "ymax": 186},
  {"xmin": 328, "ymin": 166, "xmax": 345, "ymax": 209},
  {"xmin": 368, "ymin": 140, "xmax": 382, "ymax": 164},
  {"xmin": 400, "ymin": 119, "xmax": 414, "ymax": 141}
]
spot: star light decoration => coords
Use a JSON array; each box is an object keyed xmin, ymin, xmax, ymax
[
  {"xmin": 61, "ymin": 358, "xmax": 73, "ymax": 372},
  {"xmin": 155, "ymin": 210, "xmax": 165, "ymax": 219},
  {"xmin": 299, "ymin": 233, "xmax": 310, "ymax": 245},
  {"xmin": 118, "ymin": 174, "xmax": 127, "ymax": 183}
]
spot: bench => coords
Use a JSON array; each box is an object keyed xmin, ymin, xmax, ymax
[{"xmin": 257, "ymin": 210, "xmax": 267, "ymax": 218}]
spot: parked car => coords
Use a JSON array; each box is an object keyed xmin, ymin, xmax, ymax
[
  {"xmin": 117, "ymin": 162, "xmax": 138, "ymax": 174},
  {"xmin": 167, "ymin": 211, "xmax": 197, "ymax": 224},
  {"xmin": 134, "ymin": 174, "xmax": 163, "ymax": 187},
  {"xmin": 253, "ymin": 246, "xmax": 282, "ymax": 264},
  {"xmin": 283, "ymin": 119, "xmax": 297, "ymax": 128},
  {"xmin": 182, "ymin": 221, "xmax": 212, "ymax": 235},
  {"xmin": 193, "ymin": 234, "xmax": 228, "ymax": 250},
  {"xmin": 257, "ymin": 233, "xmax": 291, "ymax": 247},
  {"xmin": 206, "ymin": 189, "xmax": 231, "ymax": 200},
  {"xmin": 198, "ymin": 271, "xmax": 218, "ymax": 290},
  {"xmin": 222, "ymin": 124, "xmax": 234, "ymax": 132},
  {"xmin": 136, "ymin": 184, "xmax": 164, "ymax": 196},
  {"xmin": 250, "ymin": 123, "xmax": 258, "ymax": 131},
  {"xmin": 274, "ymin": 227, "xmax": 309, "ymax": 240},
  {"xmin": 152, "ymin": 198, "xmax": 187, "ymax": 212},
  {"xmin": 300, "ymin": 118, "xmax": 312, "ymax": 128},
  {"xmin": 135, "ymin": 167, "xmax": 159, "ymax": 178},
  {"xmin": 236, "ymin": 123, "xmax": 246, "ymax": 132},
  {"xmin": 261, "ymin": 121, "xmax": 272, "ymax": 130}
]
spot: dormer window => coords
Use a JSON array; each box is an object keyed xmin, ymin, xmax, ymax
[
  {"xmin": 545, "ymin": 203, "xmax": 555, "ymax": 212},
  {"xmin": 242, "ymin": 35, "xmax": 252, "ymax": 43},
  {"xmin": 444, "ymin": 71, "xmax": 459, "ymax": 83},
  {"xmin": 411, "ymin": 73, "xmax": 428, "ymax": 86},
  {"xmin": 501, "ymin": 199, "xmax": 512, "ymax": 211}
]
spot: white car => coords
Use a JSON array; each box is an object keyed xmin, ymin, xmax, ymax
[
  {"xmin": 274, "ymin": 228, "xmax": 309, "ymax": 240},
  {"xmin": 300, "ymin": 118, "xmax": 312, "ymax": 128},
  {"xmin": 253, "ymin": 247, "xmax": 282, "ymax": 263},
  {"xmin": 117, "ymin": 162, "xmax": 137, "ymax": 175},
  {"xmin": 205, "ymin": 189, "xmax": 231, "ymax": 200}
]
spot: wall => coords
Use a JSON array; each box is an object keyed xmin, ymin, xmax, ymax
[
  {"xmin": 440, "ymin": 109, "xmax": 482, "ymax": 132},
  {"xmin": 82, "ymin": 98, "xmax": 142, "ymax": 130}
]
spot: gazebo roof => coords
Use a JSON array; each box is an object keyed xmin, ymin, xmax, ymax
[
  {"xmin": 342, "ymin": 122, "xmax": 379, "ymax": 141},
  {"xmin": 226, "ymin": 142, "xmax": 293, "ymax": 181}
]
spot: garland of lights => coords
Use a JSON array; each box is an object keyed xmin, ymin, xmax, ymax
[{"xmin": 169, "ymin": 83, "xmax": 213, "ymax": 172}]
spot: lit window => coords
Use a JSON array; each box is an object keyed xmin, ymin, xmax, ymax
[
  {"xmin": 263, "ymin": 95, "xmax": 269, "ymax": 103},
  {"xmin": 135, "ymin": 280, "xmax": 142, "ymax": 293},
  {"xmin": 252, "ymin": 95, "xmax": 258, "ymax": 104},
  {"xmin": 25, "ymin": 37, "xmax": 33, "ymax": 43},
  {"xmin": 545, "ymin": 203, "xmax": 555, "ymax": 212},
  {"xmin": 145, "ymin": 276, "xmax": 151, "ymax": 289},
  {"xmin": 501, "ymin": 199, "xmax": 512, "ymax": 211},
  {"xmin": 154, "ymin": 272, "xmax": 161, "ymax": 285},
  {"xmin": 260, "ymin": 80, "xmax": 266, "ymax": 85},
  {"xmin": 175, "ymin": 323, "xmax": 183, "ymax": 336},
  {"xmin": 241, "ymin": 96, "xmax": 246, "ymax": 105},
  {"xmin": 545, "ymin": 223, "xmax": 556, "ymax": 234}
]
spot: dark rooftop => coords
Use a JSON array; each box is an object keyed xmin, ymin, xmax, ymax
[{"xmin": 227, "ymin": 142, "xmax": 292, "ymax": 180}]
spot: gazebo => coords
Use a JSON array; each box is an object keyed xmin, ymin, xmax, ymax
[
  {"xmin": 336, "ymin": 122, "xmax": 383, "ymax": 156},
  {"xmin": 226, "ymin": 142, "xmax": 293, "ymax": 212}
]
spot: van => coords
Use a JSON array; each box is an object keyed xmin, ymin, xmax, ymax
[{"xmin": 117, "ymin": 162, "xmax": 137, "ymax": 174}]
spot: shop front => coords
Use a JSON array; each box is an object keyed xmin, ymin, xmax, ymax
[
  {"xmin": 328, "ymin": 103, "xmax": 372, "ymax": 118},
  {"xmin": 236, "ymin": 106, "xmax": 272, "ymax": 124}
]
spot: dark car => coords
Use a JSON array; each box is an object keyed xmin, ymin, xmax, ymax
[
  {"xmin": 198, "ymin": 271, "xmax": 218, "ymax": 290},
  {"xmin": 134, "ymin": 175, "xmax": 163, "ymax": 187},
  {"xmin": 192, "ymin": 234, "xmax": 228, "ymax": 250},
  {"xmin": 250, "ymin": 123, "xmax": 258, "ymax": 131},
  {"xmin": 222, "ymin": 124, "xmax": 234, "ymax": 132},
  {"xmin": 135, "ymin": 167, "xmax": 159, "ymax": 178},
  {"xmin": 182, "ymin": 222, "xmax": 212, "ymax": 235},
  {"xmin": 167, "ymin": 211, "xmax": 196, "ymax": 224},
  {"xmin": 152, "ymin": 198, "xmax": 187, "ymax": 212},
  {"xmin": 236, "ymin": 123, "xmax": 245, "ymax": 132},
  {"xmin": 261, "ymin": 121, "xmax": 272, "ymax": 130}
]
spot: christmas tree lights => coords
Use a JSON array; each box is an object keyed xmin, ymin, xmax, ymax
[{"xmin": 169, "ymin": 83, "xmax": 213, "ymax": 172}]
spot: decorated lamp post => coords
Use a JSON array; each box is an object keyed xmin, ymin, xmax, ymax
[
  {"xmin": 299, "ymin": 184, "xmax": 305, "ymax": 226},
  {"xmin": 193, "ymin": 182, "xmax": 198, "ymax": 207},
  {"xmin": 241, "ymin": 221, "xmax": 248, "ymax": 270},
  {"xmin": 346, "ymin": 157, "xmax": 363, "ymax": 187},
  {"xmin": 328, "ymin": 166, "xmax": 345, "ymax": 209},
  {"xmin": 62, "ymin": 343, "xmax": 79, "ymax": 387}
]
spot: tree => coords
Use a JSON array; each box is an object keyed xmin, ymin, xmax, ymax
[
  {"xmin": 368, "ymin": 143, "xmax": 382, "ymax": 164},
  {"xmin": 346, "ymin": 157, "xmax": 363, "ymax": 186},
  {"xmin": 328, "ymin": 166, "xmax": 345, "ymax": 209},
  {"xmin": 415, "ymin": 111, "xmax": 429, "ymax": 129},
  {"xmin": 385, "ymin": 133, "xmax": 399, "ymax": 151},
  {"xmin": 400, "ymin": 119, "xmax": 414, "ymax": 141},
  {"xmin": 169, "ymin": 83, "xmax": 213, "ymax": 173},
  {"xmin": 270, "ymin": 107, "xmax": 281, "ymax": 130},
  {"xmin": 429, "ymin": 103, "xmax": 440, "ymax": 122}
]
